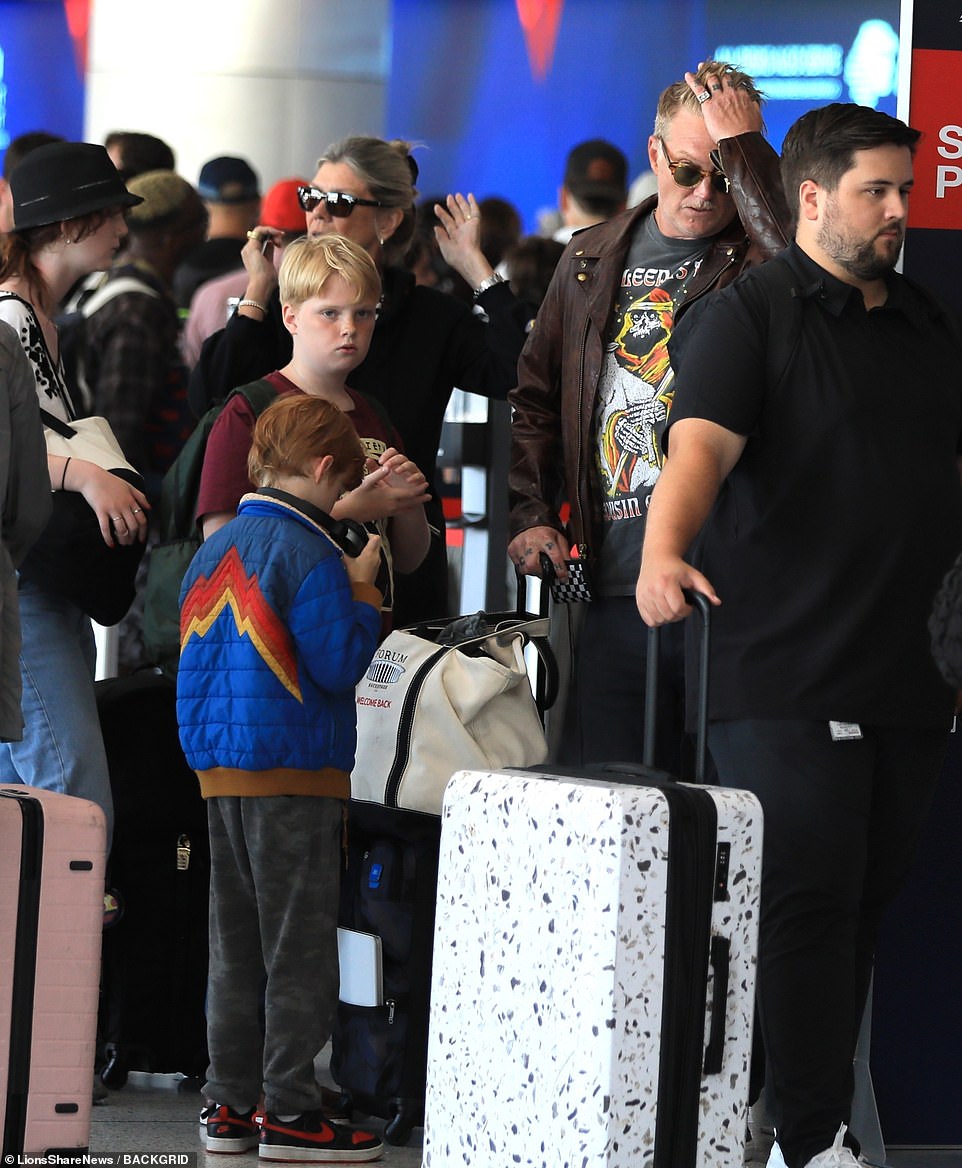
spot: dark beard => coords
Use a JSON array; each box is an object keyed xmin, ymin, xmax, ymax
[{"xmin": 818, "ymin": 221, "xmax": 902, "ymax": 282}]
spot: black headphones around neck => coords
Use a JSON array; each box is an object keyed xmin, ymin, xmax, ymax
[{"xmin": 257, "ymin": 488, "xmax": 369, "ymax": 557}]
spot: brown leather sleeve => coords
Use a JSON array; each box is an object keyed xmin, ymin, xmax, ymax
[
  {"xmin": 718, "ymin": 131, "xmax": 793, "ymax": 260},
  {"xmin": 507, "ymin": 267, "xmax": 570, "ymax": 541}
]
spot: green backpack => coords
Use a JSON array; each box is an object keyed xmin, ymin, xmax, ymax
[{"xmin": 142, "ymin": 378, "xmax": 278, "ymax": 678}]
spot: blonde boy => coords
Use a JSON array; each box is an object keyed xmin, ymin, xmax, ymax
[{"xmin": 197, "ymin": 236, "xmax": 429, "ymax": 631}]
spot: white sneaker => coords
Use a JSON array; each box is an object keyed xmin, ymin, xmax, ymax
[
  {"xmin": 802, "ymin": 1124, "xmax": 860, "ymax": 1168},
  {"xmin": 767, "ymin": 1141, "xmax": 788, "ymax": 1168},
  {"xmin": 745, "ymin": 1131, "xmax": 776, "ymax": 1166}
]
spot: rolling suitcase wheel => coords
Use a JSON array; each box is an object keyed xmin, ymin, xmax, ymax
[
  {"xmin": 330, "ymin": 1089, "xmax": 354, "ymax": 1121},
  {"xmin": 383, "ymin": 1102, "xmax": 418, "ymax": 1146},
  {"xmin": 99, "ymin": 1042, "xmax": 128, "ymax": 1089}
]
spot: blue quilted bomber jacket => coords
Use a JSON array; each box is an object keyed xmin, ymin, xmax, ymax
[{"xmin": 175, "ymin": 491, "xmax": 382, "ymax": 799}]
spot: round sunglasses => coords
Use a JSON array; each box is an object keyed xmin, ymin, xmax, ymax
[
  {"xmin": 659, "ymin": 140, "xmax": 730, "ymax": 195},
  {"xmin": 297, "ymin": 186, "xmax": 384, "ymax": 217}
]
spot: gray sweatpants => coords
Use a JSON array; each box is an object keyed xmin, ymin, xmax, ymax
[{"xmin": 204, "ymin": 795, "xmax": 342, "ymax": 1115}]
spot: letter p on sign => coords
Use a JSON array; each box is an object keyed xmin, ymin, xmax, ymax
[{"xmin": 936, "ymin": 165, "xmax": 962, "ymax": 198}]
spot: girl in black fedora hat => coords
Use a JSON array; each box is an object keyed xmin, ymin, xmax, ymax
[{"xmin": 0, "ymin": 141, "xmax": 148, "ymax": 846}]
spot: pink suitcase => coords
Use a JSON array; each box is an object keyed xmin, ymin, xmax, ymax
[{"xmin": 0, "ymin": 786, "xmax": 106, "ymax": 1158}]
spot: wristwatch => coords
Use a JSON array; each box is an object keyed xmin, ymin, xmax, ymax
[{"xmin": 473, "ymin": 272, "xmax": 506, "ymax": 300}]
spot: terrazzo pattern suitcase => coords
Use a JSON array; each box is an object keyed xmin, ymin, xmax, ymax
[
  {"xmin": 0, "ymin": 786, "xmax": 107, "ymax": 1158},
  {"xmin": 423, "ymin": 767, "xmax": 762, "ymax": 1168}
]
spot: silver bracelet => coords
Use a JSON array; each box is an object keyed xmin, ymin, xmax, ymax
[
  {"xmin": 473, "ymin": 272, "xmax": 506, "ymax": 300},
  {"xmin": 237, "ymin": 298, "xmax": 268, "ymax": 315}
]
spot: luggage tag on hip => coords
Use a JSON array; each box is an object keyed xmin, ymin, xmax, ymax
[
  {"xmin": 539, "ymin": 552, "xmax": 593, "ymax": 603},
  {"xmin": 829, "ymin": 721, "xmax": 862, "ymax": 741}
]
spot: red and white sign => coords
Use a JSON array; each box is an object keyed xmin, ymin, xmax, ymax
[{"xmin": 907, "ymin": 48, "xmax": 962, "ymax": 230}]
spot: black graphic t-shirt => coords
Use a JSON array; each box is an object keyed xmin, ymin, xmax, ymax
[{"xmin": 593, "ymin": 214, "xmax": 706, "ymax": 593}]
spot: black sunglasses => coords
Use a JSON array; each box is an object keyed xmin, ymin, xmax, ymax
[
  {"xmin": 659, "ymin": 140, "xmax": 730, "ymax": 194},
  {"xmin": 296, "ymin": 186, "xmax": 384, "ymax": 217}
]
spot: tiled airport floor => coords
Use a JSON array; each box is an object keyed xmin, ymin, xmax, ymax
[
  {"xmin": 89, "ymin": 1048, "xmax": 424, "ymax": 1166},
  {"xmin": 88, "ymin": 1069, "xmax": 960, "ymax": 1168}
]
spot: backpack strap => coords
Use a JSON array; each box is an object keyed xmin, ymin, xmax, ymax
[
  {"xmin": 80, "ymin": 275, "xmax": 161, "ymax": 317},
  {"xmin": 760, "ymin": 252, "xmax": 807, "ymax": 391},
  {"xmin": 60, "ymin": 271, "xmax": 108, "ymax": 315},
  {"xmin": 350, "ymin": 387, "xmax": 395, "ymax": 441},
  {"xmin": 155, "ymin": 378, "xmax": 280, "ymax": 542},
  {"xmin": 231, "ymin": 377, "xmax": 280, "ymax": 417},
  {"xmin": 56, "ymin": 274, "xmax": 163, "ymax": 415}
]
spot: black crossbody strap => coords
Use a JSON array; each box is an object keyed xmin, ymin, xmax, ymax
[{"xmin": 38, "ymin": 409, "xmax": 76, "ymax": 439}]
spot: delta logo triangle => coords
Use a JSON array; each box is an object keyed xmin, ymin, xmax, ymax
[{"xmin": 516, "ymin": 0, "xmax": 564, "ymax": 82}]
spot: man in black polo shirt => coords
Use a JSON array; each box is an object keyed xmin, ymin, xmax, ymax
[{"xmin": 636, "ymin": 104, "xmax": 962, "ymax": 1168}]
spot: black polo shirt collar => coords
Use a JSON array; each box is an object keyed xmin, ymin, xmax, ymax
[{"xmin": 784, "ymin": 239, "xmax": 933, "ymax": 332}]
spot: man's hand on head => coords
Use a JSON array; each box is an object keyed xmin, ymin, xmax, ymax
[{"xmin": 686, "ymin": 65, "xmax": 764, "ymax": 143}]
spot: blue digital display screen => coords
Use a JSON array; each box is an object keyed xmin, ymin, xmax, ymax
[
  {"xmin": 0, "ymin": 0, "xmax": 84, "ymax": 170},
  {"xmin": 706, "ymin": 3, "xmax": 899, "ymax": 153},
  {"xmin": 0, "ymin": 0, "xmax": 901, "ymax": 230},
  {"xmin": 387, "ymin": 0, "xmax": 900, "ymax": 231}
]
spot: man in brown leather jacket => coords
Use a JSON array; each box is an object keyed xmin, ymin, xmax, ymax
[{"xmin": 508, "ymin": 60, "xmax": 790, "ymax": 773}]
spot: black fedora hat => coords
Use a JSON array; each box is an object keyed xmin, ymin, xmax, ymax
[{"xmin": 10, "ymin": 141, "xmax": 143, "ymax": 231}]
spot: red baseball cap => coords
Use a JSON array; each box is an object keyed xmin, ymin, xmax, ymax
[{"xmin": 260, "ymin": 177, "xmax": 309, "ymax": 234}]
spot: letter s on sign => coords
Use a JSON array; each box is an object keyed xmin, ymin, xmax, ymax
[{"xmin": 937, "ymin": 124, "xmax": 962, "ymax": 159}]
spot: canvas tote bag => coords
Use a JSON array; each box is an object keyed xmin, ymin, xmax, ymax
[
  {"xmin": 19, "ymin": 410, "xmax": 145, "ymax": 625},
  {"xmin": 351, "ymin": 610, "xmax": 556, "ymax": 815}
]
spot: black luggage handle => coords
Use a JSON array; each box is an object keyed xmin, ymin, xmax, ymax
[
  {"xmin": 702, "ymin": 935, "xmax": 731, "ymax": 1075},
  {"xmin": 515, "ymin": 573, "xmax": 560, "ymax": 717},
  {"xmin": 643, "ymin": 589, "xmax": 711, "ymax": 783}
]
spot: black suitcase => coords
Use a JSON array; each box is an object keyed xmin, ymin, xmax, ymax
[
  {"xmin": 95, "ymin": 669, "xmax": 210, "ymax": 1088},
  {"xmin": 329, "ymin": 799, "xmax": 441, "ymax": 1145},
  {"xmin": 330, "ymin": 587, "xmax": 554, "ymax": 1145}
]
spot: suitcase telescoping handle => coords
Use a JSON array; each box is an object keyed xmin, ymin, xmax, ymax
[
  {"xmin": 516, "ymin": 570, "xmax": 560, "ymax": 718},
  {"xmin": 642, "ymin": 588, "xmax": 711, "ymax": 782}
]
